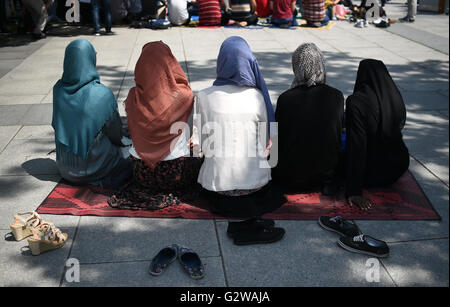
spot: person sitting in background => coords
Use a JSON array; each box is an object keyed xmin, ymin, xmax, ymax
[
  {"xmin": 167, "ymin": 0, "xmax": 190, "ymax": 25},
  {"xmin": 108, "ymin": 42, "xmax": 202, "ymax": 211},
  {"xmin": 142, "ymin": 0, "xmax": 167, "ymax": 19},
  {"xmin": 325, "ymin": 0, "xmax": 342, "ymax": 20},
  {"xmin": 197, "ymin": 0, "xmax": 228, "ymax": 25},
  {"xmin": 345, "ymin": 59, "xmax": 409, "ymax": 210},
  {"xmin": 223, "ymin": 0, "xmax": 259, "ymax": 26},
  {"xmin": 301, "ymin": 0, "xmax": 329, "ymax": 27},
  {"xmin": 256, "ymin": 0, "xmax": 272, "ymax": 17},
  {"xmin": 53, "ymin": 39, "xmax": 132, "ymax": 189},
  {"xmin": 272, "ymin": 43, "xmax": 344, "ymax": 195},
  {"xmin": 270, "ymin": 0, "xmax": 297, "ymax": 28},
  {"xmin": 194, "ymin": 37, "xmax": 286, "ymax": 244}
]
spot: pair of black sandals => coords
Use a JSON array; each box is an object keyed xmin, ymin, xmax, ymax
[
  {"xmin": 318, "ymin": 216, "xmax": 390, "ymax": 258},
  {"xmin": 227, "ymin": 218, "xmax": 285, "ymax": 245},
  {"xmin": 149, "ymin": 244, "xmax": 204, "ymax": 280}
]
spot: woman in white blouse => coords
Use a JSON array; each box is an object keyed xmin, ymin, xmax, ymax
[{"xmin": 194, "ymin": 36, "xmax": 286, "ymax": 245}]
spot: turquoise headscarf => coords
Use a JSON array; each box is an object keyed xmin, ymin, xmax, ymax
[{"xmin": 52, "ymin": 39, "xmax": 117, "ymax": 159}]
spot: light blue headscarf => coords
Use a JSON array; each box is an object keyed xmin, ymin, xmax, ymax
[
  {"xmin": 52, "ymin": 39, "xmax": 117, "ymax": 159},
  {"xmin": 213, "ymin": 36, "xmax": 276, "ymax": 135}
]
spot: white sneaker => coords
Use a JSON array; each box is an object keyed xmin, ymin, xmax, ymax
[{"xmin": 354, "ymin": 19, "xmax": 363, "ymax": 28}]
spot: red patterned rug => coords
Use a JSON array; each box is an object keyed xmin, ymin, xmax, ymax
[{"xmin": 36, "ymin": 171, "xmax": 440, "ymax": 220}]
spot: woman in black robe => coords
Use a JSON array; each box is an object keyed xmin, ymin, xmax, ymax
[
  {"xmin": 272, "ymin": 43, "xmax": 345, "ymax": 194},
  {"xmin": 345, "ymin": 59, "xmax": 410, "ymax": 210}
]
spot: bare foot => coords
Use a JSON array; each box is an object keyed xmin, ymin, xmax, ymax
[{"xmin": 348, "ymin": 195, "xmax": 373, "ymax": 211}]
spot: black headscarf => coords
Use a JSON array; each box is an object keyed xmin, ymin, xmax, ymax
[{"xmin": 351, "ymin": 59, "xmax": 406, "ymax": 141}]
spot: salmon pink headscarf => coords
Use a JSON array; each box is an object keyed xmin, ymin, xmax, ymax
[{"xmin": 125, "ymin": 41, "xmax": 194, "ymax": 168}]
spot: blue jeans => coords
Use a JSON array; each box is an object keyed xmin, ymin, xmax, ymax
[{"xmin": 92, "ymin": 0, "xmax": 112, "ymax": 32}]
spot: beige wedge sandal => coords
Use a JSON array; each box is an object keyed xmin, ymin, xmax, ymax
[
  {"xmin": 9, "ymin": 212, "xmax": 45, "ymax": 241},
  {"xmin": 27, "ymin": 222, "xmax": 68, "ymax": 256}
]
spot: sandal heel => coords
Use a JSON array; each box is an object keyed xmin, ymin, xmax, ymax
[
  {"xmin": 28, "ymin": 240, "xmax": 42, "ymax": 256},
  {"xmin": 10, "ymin": 225, "xmax": 33, "ymax": 241}
]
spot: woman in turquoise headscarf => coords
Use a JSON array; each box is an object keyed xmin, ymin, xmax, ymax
[{"xmin": 52, "ymin": 39, "xmax": 132, "ymax": 189}]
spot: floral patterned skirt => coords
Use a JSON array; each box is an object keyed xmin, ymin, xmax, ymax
[{"xmin": 108, "ymin": 156, "xmax": 203, "ymax": 211}]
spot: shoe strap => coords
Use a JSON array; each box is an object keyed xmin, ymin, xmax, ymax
[
  {"xmin": 34, "ymin": 222, "xmax": 66, "ymax": 243},
  {"xmin": 14, "ymin": 212, "xmax": 43, "ymax": 228}
]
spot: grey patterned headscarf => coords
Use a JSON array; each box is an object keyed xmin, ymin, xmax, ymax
[{"xmin": 290, "ymin": 43, "xmax": 326, "ymax": 89}]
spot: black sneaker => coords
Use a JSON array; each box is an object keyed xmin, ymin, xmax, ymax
[
  {"xmin": 227, "ymin": 218, "xmax": 275, "ymax": 238},
  {"xmin": 338, "ymin": 234, "xmax": 390, "ymax": 257},
  {"xmin": 318, "ymin": 216, "xmax": 361, "ymax": 237}
]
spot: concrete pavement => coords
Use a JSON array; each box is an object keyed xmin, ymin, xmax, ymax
[{"xmin": 0, "ymin": 2, "xmax": 448, "ymax": 287}]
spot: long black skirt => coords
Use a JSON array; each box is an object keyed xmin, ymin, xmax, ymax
[{"xmin": 200, "ymin": 182, "xmax": 286, "ymax": 219}]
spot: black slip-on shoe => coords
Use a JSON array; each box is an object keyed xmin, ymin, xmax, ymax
[
  {"xmin": 227, "ymin": 218, "xmax": 275, "ymax": 238},
  {"xmin": 149, "ymin": 244, "xmax": 178, "ymax": 276},
  {"xmin": 233, "ymin": 226, "xmax": 285, "ymax": 246},
  {"xmin": 178, "ymin": 246, "xmax": 205, "ymax": 280},
  {"xmin": 318, "ymin": 216, "xmax": 361, "ymax": 237},
  {"xmin": 338, "ymin": 234, "xmax": 390, "ymax": 258}
]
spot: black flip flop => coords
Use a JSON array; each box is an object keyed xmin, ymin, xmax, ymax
[
  {"xmin": 149, "ymin": 244, "xmax": 178, "ymax": 276},
  {"xmin": 178, "ymin": 246, "xmax": 205, "ymax": 280}
]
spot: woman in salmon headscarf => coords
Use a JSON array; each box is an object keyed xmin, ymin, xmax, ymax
[{"xmin": 108, "ymin": 41, "xmax": 202, "ymax": 210}]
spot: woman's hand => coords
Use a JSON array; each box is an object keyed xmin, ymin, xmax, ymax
[{"xmin": 348, "ymin": 195, "xmax": 373, "ymax": 211}]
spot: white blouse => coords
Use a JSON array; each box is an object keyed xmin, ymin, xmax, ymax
[
  {"xmin": 129, "ymin": 127, "xmax": 190, "ymax": 161},
  {"xmin": 194, "ymin": 84, "xmax": 271, "ymax": 192}
]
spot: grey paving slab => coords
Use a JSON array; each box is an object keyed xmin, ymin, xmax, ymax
[
  {"xmin": 357, "ymin": 159, "xmax": 449, "ymax": 242},
  {"xmin": 0, "ymin": 125, "xmax": 20, "ymax": 153},
  {"xmin": 15, "ymin": 125, "xmax": 54, "ymax": 140},
  {"xmin": 0, "ymin": 175, "xmax": 60, "ymax": 230},
  {"xmin": 62, "ymin": 257, "xmax": 226, "ymax": 287},
  {"xmin": 0, "ymin": 94, "xmax": 46, "ymax": 106},
  {"xmin": 70, "ymin": 217, "xmax": 220, "ymax": 263},
  {"xmin": 0, "ymin": 138, "xmax": 57, "ymax": 176},
  {"xmin": 386, "ymin": 23, "xmax": 449, "ymax": 55},
  {"xmin": 0, "ymin": 78, "xmax": 53, "ymax": 95},
  {"xmin": 0, "ymin": 104, "xmax": 31, "ymax": 126},
  {"xmin": 402, "ymin": 90, "xmax": 450, "ymax": 111},
  {"xmin": 403, "ymin": 123, "xmax": 449, "ymax": 159},
  {"xmin": 406, "ymin": 110, "xmax": 449, "ymax": 125},
  {"xmin": 0, "ymin": 228, "xmax": 76, "ymax": 287},
  {"xmin": 0, "ymin": 59, "xmax": 22, "ymax": 79},
  {"xmin": 21, "ymin": 104, "xmax": 53, "ymax": 126},
  {"xmin": 381, "ymin": 239, "xmax": 449, "ymax": 286},
  {"xmin": 216, "ymin": 221, "xmax": 395, "ymax": 286}
]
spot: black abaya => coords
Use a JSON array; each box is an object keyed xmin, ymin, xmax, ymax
[
  {"xmin": 345, "ymin": 59, "xmax": 410, "ymax": 197},
  {"xmin": 272, "ymin": 84, "xmax": 345, "ymax": 192}
]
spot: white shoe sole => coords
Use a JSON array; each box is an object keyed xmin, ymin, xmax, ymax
[{"xmin": 337, "ymin": 240, "xmax": 389, "ymax": 258}]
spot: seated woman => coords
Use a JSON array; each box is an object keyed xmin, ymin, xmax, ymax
[
  {"xmin": 301, "ymin": 0, "xmax": 329, "ymax": 27},
  {"xmin": 108, "ymin": 42, "xmax": 202, "ymax": 211},
  {"xmin": 256, "ymin": 0, "xmax": 272, "ymax": 17},
  {"xmin": 194, "ymin": 36, "xmax": 286, "ymax": 244},
  {"xmin": 197, "ymin": 0, "xmax": 228, "ymax": 26},
  {"xmin": 272, "ymin": 43, "xmax": 344, "ymax": 194},
  {"xmin": 223, "ymin": 0, "xmax": 259, "ymax": 26},
  {"xmin": 345, "ymin": 59, "xmax": 410, "ymax": 210},
  {"xmin": 52, "ymin": 39, "xmax": 132, "ymax": 189},
  {"xmin": 270, "ymin": 0, "xmax": 298, "ymax": 28}
]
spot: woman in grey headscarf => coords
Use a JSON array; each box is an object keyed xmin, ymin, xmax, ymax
[{"xmin": 272, "ymin": 43, "xmax": 345, "ymax": 195}]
